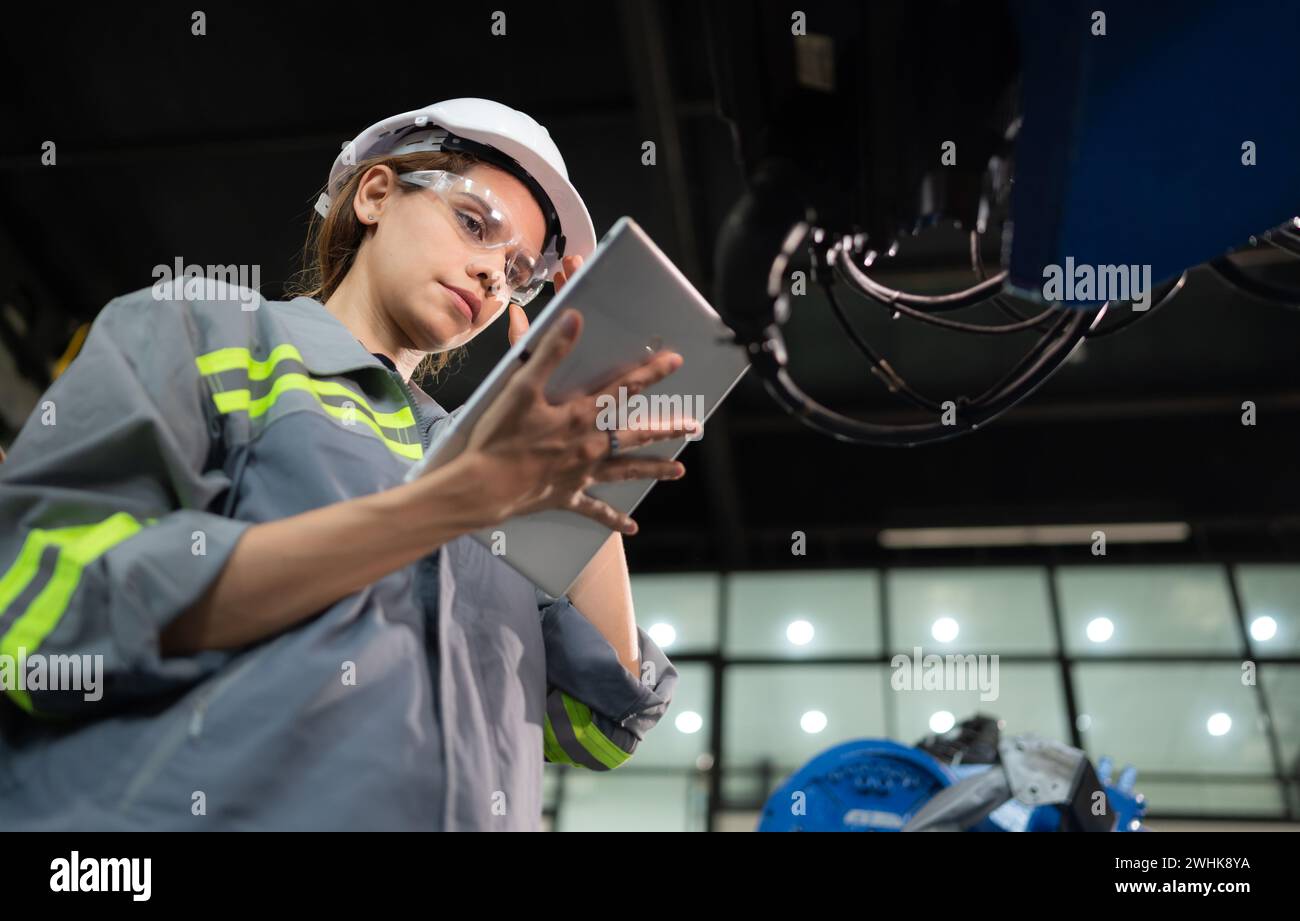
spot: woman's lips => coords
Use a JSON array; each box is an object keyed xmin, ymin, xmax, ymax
[{"xmin": 441, "ymin": 284, "xmax": 481, "ymax": 323}]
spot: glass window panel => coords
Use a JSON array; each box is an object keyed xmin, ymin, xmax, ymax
[
  {"xmin": 724, "ymin": 664, "xmax": 888, "ymax": 769},
  {"xmin": 1138, "ymin": 779, "xmax": 1285, "ymax": 817},
  {"xmin": 887, "ymin": 567, "xmax": 1056, "ymax": 655},
  {"xmin": 888, "ymin": 663, "xmax": 1068, "ymax": 744},
  {"xmin": 630, "ymin": 663, "xmax": 712, "ymax": 769},
  {"xmin": 1260, "ymin": 664, "xmax": 1300, "ymax": 769},
  {"xmin": 1057, "ymin": 565, "xmax": 1240, "ymax": 655},
  {"xmin": 720, "ymin": 767, "xmax": 793, "ymax": 810},
  {"xmin": 555, "ymin": 771, "xmax": 707, "ymax": 832},
  {"xmin": 1236, "ymin": 565, "xmax": 1300, "ymax": 657},
  {"xmin": 1074, "ymin": 663, "xmax": 1273, "ymax": 773},
  {"xmin": 631, "ymin": 572, "xmax": 719, "ymax": 653},
  {"xmin": 726, "ymin": 570, "xmax": 880, "ymax": 657}
]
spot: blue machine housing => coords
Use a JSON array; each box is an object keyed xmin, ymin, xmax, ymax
[
  {"xmin": 757, "ymin": 738, "xmax": 1147, "ymax": 832},
  {"xmin": 1007, "ymin": 0, "xmax": 1300, "ymax": 303}
]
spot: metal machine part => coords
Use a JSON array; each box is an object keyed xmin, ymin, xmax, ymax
[
  {"xmin": 758, "ymin": 716, "xmax": 1146, "ymax": 832},
  {"xmin": 706, "ymin": 0, "xmax": 1300, "ymax": 447}
]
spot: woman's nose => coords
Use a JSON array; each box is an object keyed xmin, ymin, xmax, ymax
[{"xmin": 468, "ymin": 262, "xmax": 507, "ymax": 297}]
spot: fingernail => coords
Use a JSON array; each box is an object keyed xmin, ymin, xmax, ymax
[
  {"xmin": 673, "ymin": 463, "xmax": 685, "ymax": 477},
  {"xmin": 626, "ymin": 520, "xmax": 639, "ymax": 535},
  {"xmin": 561, "ymin": 311, "xmax": 579, "ymax": 336}
]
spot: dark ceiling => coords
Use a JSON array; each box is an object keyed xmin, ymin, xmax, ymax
[{"xmin": 3, "ymin": 1, "xmax": 1299, "ymax": 571}]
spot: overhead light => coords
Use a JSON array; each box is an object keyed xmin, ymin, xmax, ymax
[
  {"xmin": 786, "ymin": 619, "xmax": 815, "ymax": 646},
  {"xmin": 648, "ymin": 622, "xmax": 677, "ymax": 648},
  {"xmin": 1206, "ymin": 712, "xmax": 1232, "ymax": 737},
  {"xmin": 800, "ymin": 710, "xmax": 827, "ymax": 734},
  {"xmin": 878, "ymin": 522, "xmax": 1191, "ymax": 549},
  {"xmin": 1086, "ymin": 617, "xmax": 1115, "ymax": 643},
  {"xmin": 675, "ymin": 711, "xmax": 703, "ymax": 734},
  {"xmin": 929, "ymin": 710, "xmax": 955, "ymax": 734},
  {"xmin": 931, "ymin": 617, "xmax": 959, "ymax": 643},
  {"xmin": 1250, "ymin": 616, "xmax": 1278, "ymax": 643}
]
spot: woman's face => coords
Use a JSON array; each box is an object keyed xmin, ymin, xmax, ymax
[{"xmin": 353, "ymin": 162, "xmax": 549, "ymax": 352}]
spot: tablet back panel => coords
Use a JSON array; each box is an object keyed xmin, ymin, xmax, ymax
[{"xmin": 410, "ymin": 216, "xmax": 750, "ymax": 596}]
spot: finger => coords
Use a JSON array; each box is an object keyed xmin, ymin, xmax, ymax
[
  {"xmin": 587, "ymin": 349, "xmax": 683, "ymax": 400},
  {"xmin": 607, "ymin": 417, "xmax": 700, "ymax": 450},
  {"xmin": 517, "ymin": 308, "xmax": 582, "ymax": 391},
  {"xmin": 553, "ymin": 255, "xmax": 582, "ymax": 294},
  {"xmin": 571, "ymin": 417, "xmax": 699, "ymax": 465},
  {"xmin": 507, "ymin": 303, "xmax": 530, "ymax": 347},
  {"xmin": 592, "ymin": 457, "xmax": 686, "ymax": 483},
  {"xmin": 568, "ymin": 492, "xmax": 638, "ymax": 535}
]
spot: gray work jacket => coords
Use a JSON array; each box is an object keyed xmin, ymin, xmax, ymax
[{"xmin": 0, "ymin": 284, "xmax": 676, "ymax": 830}]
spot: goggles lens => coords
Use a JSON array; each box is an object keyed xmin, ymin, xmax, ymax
[{"xmin": 399, "ymin": 170, "xmax": 552, "ymax": 307}]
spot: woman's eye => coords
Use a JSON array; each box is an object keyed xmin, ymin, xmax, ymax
[{"xmin": 456, "ymin": 210, "xmax": 486, "ymax": 240}]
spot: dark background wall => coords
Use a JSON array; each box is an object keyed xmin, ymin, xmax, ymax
[{"xmin": 3, "ymin": 0, "xmax": 1299, "ymax": 572}]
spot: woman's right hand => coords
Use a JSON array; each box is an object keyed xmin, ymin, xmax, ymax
[{"xmin": 458, "ymin": 307, "xmax": 697, "ymax": 535}]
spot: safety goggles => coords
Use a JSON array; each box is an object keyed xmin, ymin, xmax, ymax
[{"xmin": 397, "ymin": 170, "xmax": 550, "ymax": 307}]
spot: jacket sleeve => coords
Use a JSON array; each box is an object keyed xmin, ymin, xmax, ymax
[
  {"xmin": 0, "ymin": 289, "xmax": 253, "ymax": 716},
  {"xmin": 537, "ymin": 587, "xmax": 678, "ymax": 770}
]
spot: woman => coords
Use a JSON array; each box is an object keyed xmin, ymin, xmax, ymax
[{"xmin": 0, "ymin": 98, "xmax": 694, "ymax": 830}]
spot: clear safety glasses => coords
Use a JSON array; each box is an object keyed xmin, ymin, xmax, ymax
[{"xmin": 397, "ymin": 170, "xmax": 550, "ymax": 307}]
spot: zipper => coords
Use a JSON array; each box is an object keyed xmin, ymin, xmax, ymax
[
  {"xmin": 115, "ymin": 646, "xmax": 273, "ymax": 814},
  {"xmin": 389, "ymin": 370, "xmax": 433, "ymax": 453},
  {"xmin": 393, "ymin": 369, "xmax": 459, "ymax": 829}
]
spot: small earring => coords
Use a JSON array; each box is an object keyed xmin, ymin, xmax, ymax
[{"xmin": 367, "ymin": 214, "xmax": 376, "ymax": 222}]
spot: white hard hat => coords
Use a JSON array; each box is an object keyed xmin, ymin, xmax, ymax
[{"xmin": 316, "ymin": 97, "xmax": 596, "ymax": 281}]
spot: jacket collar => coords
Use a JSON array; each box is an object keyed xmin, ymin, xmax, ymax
[
  {"xmin": 273, "ymin": 296, "xmax": 391, "ymax": 375},
  {"xmin": 273, "ymin": 296, "xmax": 451, "ymax": 421}
]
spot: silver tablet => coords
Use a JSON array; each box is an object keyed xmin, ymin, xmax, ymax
[{"xmin": 404, "ymin": 216, "xmax": 750, "ymax": 597}]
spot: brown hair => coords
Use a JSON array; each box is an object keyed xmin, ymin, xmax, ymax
[{"xmin": 285, "ymin": 149, "xmax": 482, "ymax": 385}]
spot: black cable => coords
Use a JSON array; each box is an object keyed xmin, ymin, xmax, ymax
[
  {"xmin": 969, "ymin": 307, "xmax": 1078, "ymax": 406},
  {"xmin": 833, "ymin": 246, "xmax": 1059, "ymax": 335},
  {"xmin": 969, "ymin": 230, "xmax": 1057, "ymax": 330},
  {"xmin": 963, "ymin": 225, "xmax": 1087, "ymax": 406},
  {"xmin": 824, "ymin": 270, "xmax": 1086, "ymax": 413},
  {"xmin": 969, "ymin": 229, "xmax": 990, "ymax": 282},
  {"xmin": 749, "ymin": 305, "xmax": 1092, "ymax": 447},
  {"xmin": 826, "ymin": 233, "xmax": 1087, "ymax": 414},
  {"xmin": 821, "ymin": 279, "xmax": 944, "ymax": 412},
  {"xmin": 755, "ymin": 225, "xmax": 1144, "ymax": 446},
  {"xmin": 1084, "ymin": 271, "xmax": 1186, "ymax": 339},
  {"xmin": 837, "ymin": 244, "xmax": 1009, "ymax": 312}
]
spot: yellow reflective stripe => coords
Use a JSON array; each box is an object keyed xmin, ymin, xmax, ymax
[
  {"xmin": 303, "ymin": 379, "xmax": 415, "ymax": 428},
  {"xmin": 0, "ymin": 513, "xmax": 144, "ymax": 713},
  {"xmin": 194, "ymin": 343, "xmax": 305, "ymax": 380},
  {"xmin": 211, "ymin": 390, "xmax": 251, "ymax": 414},
  {"xmin": 543, "ymin": 714, "xmax": 577, "ymax": 766},
  {"xmin": 195, "ymin": 347, "xmax": 415, "ymax": 427},
  {"xmin": 560, "ymin": 692, "xmax": 632, "ymax": 770},
  {"xmin": 210, "ymin": 376, "xmax": 422, "ymax": 460},
  {"xmin": 0, "ymin": 534, "xmax": 47, "ymax": 630}
]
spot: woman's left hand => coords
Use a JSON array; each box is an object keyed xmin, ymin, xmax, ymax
[{"xmin": 507, "ymin": 254, "xmax": 584, "ymax": 347}]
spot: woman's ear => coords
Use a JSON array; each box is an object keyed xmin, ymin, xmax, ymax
[{"xmin": 351, "ymin": 165, "xmax": 397, "ymax": 224}]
